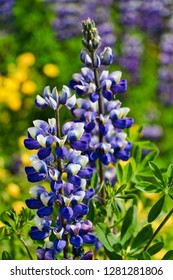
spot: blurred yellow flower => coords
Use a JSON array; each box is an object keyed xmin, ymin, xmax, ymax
[
  {"xmin": 12, "ymin": 201, "xmax": 26, "ymax": 215},
  {"xmin": 7, "ymin": 183, "xmax": 20, "ymax": 198},
  {"xmin": 0, "ymin": 53, "xmax": 37, "ymax": 111},
  {"xmin": 0, "ymin": 221, "xmax": 5, "ymax": 228},
  {"xmin": 17, "ymin": 52, "xmax": 35, "ymax": 67},
  {"xmin": 21, "ymin": 80, "xmax": 37, "ymax": 95},
  {"xmin": 43, "ymin": 63, "xmax": 59, "ymax": 78}
]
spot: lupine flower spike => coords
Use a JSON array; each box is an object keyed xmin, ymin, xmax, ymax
[{"xmin": 24, "ymin": 18, "xmax": 134, "ymax": 260}]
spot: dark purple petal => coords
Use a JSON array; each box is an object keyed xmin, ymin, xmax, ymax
[
  {"xmin": 37, "ymin": 206, "xmax": 53, "ymax": 217},
  {"xmin": 115, "ymin": 150, "xmax": 130, "ymax": 161},
  {"xmin": 99, "ymin": 123, "xmax": 109, "ymax": 135},
  {"xmin": 60, "ymin": 206, "xmax": 73, "ymax": 220},
  {"xmin": 24, "ymin": 139, "xmax": 40, "ymax": 150},
  {"xmin": 112, "ymin": 118, "xmax": 134, "ymax": 129},
  {"xmin": 54, "ymin": 239, "xmax": 66, "ymax": 253},
  {"xmin": 38, "ymin": 147, "xmax": 51, "ymax": 160},
  {"xmin": 69, "ymin": 80, "xmax": 79, "ymax": 90},
  {"xmin": 73, "ymin": 204, "xmax": 89, "ymax": 216},
  {"xmin": 125, "ymin": 142, "xmax": 133, "ymax": 151},
  {"xmin": 51, "ymin": 180, "xmax": 63, "ymax": 192},
  {"xmin": 70, "ymin": 235, "xmax": 83, "ymax": 248},
  {"xmin": 103, "ymin": 89, "xmax": 113, "ymax": 101},
  {"xmin": 82, "ymin": 233, "xmax": 96, "ymax": 244},
  {"xmin": 112, "ymin": 79, "xmax": 127, "ymax": 94},
  {"xmin": 56, "ymin": 146, "xmax": 68, "ymax": 159},
  {"xmin": 81, "ymin": 250, "xmax": 93, "ymax": 260},
  {"xmin": 77, "ymin": 168, "xmax": 94, "ymax": 179},
  {"xmin": 30, "ymin": 226, "xmax": 49, "ymax": 240},
  {"xmin": 90, "ymin": 92, "xmax": 99, "ymax": 102},
  {"xmin": 70, "ymin": 140, "xmax": 88, "ymax": 151},
  {"xmin": 25, "ymin": 198, "xmax": 44, "ymax": 209},
  {"xmin": 84, "ymin": 122, "xmax": 95, "ymax": 132},
  {"xmin": 68, "ymin": 175, "xmax": 81, "ymax": 187},
  {"xmin": 89, "ymin": 151, "xmax": 99, "ymax": 162},
  {"xmin": 27, "ymin": 171, "xmax": 46, "ymax": 183},
  {"xmin": 100, "ymin": 153, "xmax": 112, "ymax": 165},
  {"xmin": 84, "ymin": 188, "xmax": 95, "ymax": 200},
  {"xmin": 44, "ymin": 249, "xmax": 56, "ymax": 260},
  {"xmin": 25, "ymin": 166, "xmax": 35, "ymax": 175}
]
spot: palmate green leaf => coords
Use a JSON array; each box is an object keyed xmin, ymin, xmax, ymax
[
  {"xmin": 162, "ymin": 250, "xmax": 173, "ymax": 260},
  {"xmin": 121, "ymin": 205, "xmax": 137, "ymax": 244},
  {"xmin": 148, "ymin": 195, "xmax": 165, "ymax": 223},
  {"xmin": 135, "ymin": 181, "xmax": 163, "ymax": 193},
  {"xmin": 147, "ymin": 242, "xmax": 164, "ymax": 256},
  {"xmin": 131, "ymin": 224, "xmax": 153, "ymax": 252},
  {"xmin": 148, "ymin": 161, "xmax": 165, "ymax": 187}
]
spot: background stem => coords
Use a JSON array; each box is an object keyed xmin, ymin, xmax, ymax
[{"xmin": 143, "ymin": 208, "xmax": 173, "ymax": 252}]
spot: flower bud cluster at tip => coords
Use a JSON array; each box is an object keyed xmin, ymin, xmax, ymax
[{"xmin": 82, "ymin": 18, "xmax": 102, "ymax": 52}]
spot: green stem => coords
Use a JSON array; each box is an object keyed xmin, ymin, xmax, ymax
[
  {"xmin": 55, "ymin": 109, "xmax": 62, "ymax": 174},
  {"xmin": 55, "ymin": 108, "xmax": 69, "ymax": 259},
  {"xmin": 143, "ymin": 208, "xmax": 173, "ymax": 252},
  {"xmin": 90, "ymin": 51, "xmax": 104, "ymax": 198},
  {"xmin": 16, "ymin": 232, "xmax": 33, "ymax": 260}
]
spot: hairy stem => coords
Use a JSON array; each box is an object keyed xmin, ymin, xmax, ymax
[
  {"xmin": 143, "ymin": 208, "xmax": 173, "ymax": 252},
  {"xmin": 91, "ymin": 52, "xmax": 104, "ymax": 198},
  {"xmin": 55, "ymin": 108, "xmax": 69, "ymax": 259}
]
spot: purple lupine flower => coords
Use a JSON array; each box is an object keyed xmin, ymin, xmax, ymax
[
  {"xmin": 158, "ymin": 32, "xmax": 173, "ymax": 105},
  {"xmin": 118, "ymin": 34, "xmax": 143, "ymax": 84},
  {"xmin": 24, "ymin": 18, "xmax": 134, "ymax": 260},
  {"xmin": 0, "ymin": 0, "xmax": 15, "ymax": 23},
  {"xmin": 141, "ymin": 125, "xmax": 163, "ymax": 141},
  {"xmin": 45, "ymin": 0, "xmax": 116, "ymax": 50},
  {"xmin": 139, "ymin": 0, "xmax": 172, "ymax": 39},
  {"xmin": 118, "ymin": 0, "xmax": 142, "ymax": 28}
]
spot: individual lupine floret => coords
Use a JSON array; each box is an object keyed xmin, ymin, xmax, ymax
[
  {"xmin": 35, "ymin": 85, "xmax": 76, "ymax": 110},
  {"xmin": 66, "ymin": 220, "xmax": 96, "ymax": 248}
]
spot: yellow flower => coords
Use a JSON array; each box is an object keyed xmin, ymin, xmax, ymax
[
  {"xmin": 12, "ymin": 201, "xmax": 26, "ymax": 215},
  {"xmin": 17, "ymin": 52, "xmax": 35, "ymax": 67},
  {"xmin": 21, "ymin": 80, "xmax": 37, "ymax": 95},
  {"xmin": 7, "ymin": 183, "xmax": 20, "ymax": 198},
  {"xmin": 7, "ymin": 91, "xmax": 22, "ymax": 111},
  {"xmin": 43, "ymin": 63, "xmax": 60, "ymax": 78},
  {"xmin": 0, "ymin": 221, "xmax": 5, "ymax": 228}
]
